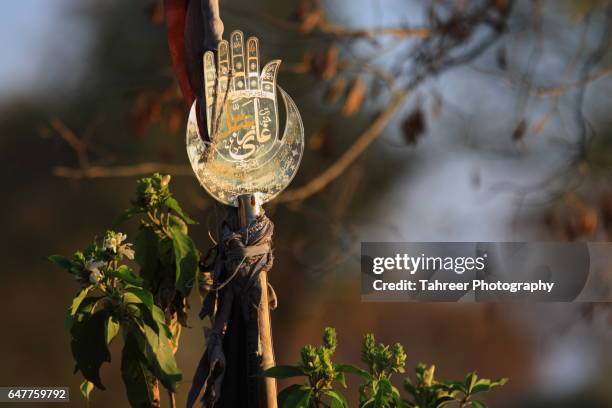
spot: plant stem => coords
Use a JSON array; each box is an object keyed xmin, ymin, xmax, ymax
[
  {"xmin": 151, "ymin": 381, "xmax": 161, "ymax": 408},
  {"xmin": 168, "ymin": 390, "xmax": 176, "ymax": 408}
]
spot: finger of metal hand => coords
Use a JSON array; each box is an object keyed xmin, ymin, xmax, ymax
[
  {"xmin": 216, "ymin": 40, "xmax": 230, "ymax": 93},
  {"xmin": 230, "ymin": 30, "xmax": 246, "ymax": 92},
  {"xmin": 246, "ymin": 37, "xmax": 260, "ymax": 90},
  {"xmin": 260, "ymin": 59, "xmax": 282, "ymax": 95},
  {"xmin": 203, "ymin": 50, "xmax": 217, "ymax": 136},
  {"xmin": 214, "ymin": 39, "xmax": 230, "ymax": 136}
]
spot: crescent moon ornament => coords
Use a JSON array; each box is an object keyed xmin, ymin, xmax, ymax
[{"xmin": 186, "ymin": 30, "xmax": 304, "ymax": 206}]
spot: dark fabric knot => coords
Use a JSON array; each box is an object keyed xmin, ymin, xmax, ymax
[{"xmin": 199, "ymin": 214, "xmax": 274, "ymax": 321}]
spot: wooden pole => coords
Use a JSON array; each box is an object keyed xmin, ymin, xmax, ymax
[
  {"xmin": 257, "ymin": 270, "xmax": 277, "ymax": 407},
  {"xmin": 238, "ymin": 194, "xmax": 278, "ymax": 408}
]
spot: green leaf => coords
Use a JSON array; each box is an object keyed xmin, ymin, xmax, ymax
[
  {"xmin": 336, "ymin": 371, "xmax": 347, "ymax": 388},
  {"xmin": 445, "ymin": 380, "xmax": 468, "ymax": 394},
  {"xmin": 105, "ymin": 315, "xmax": 120, "ymax": 345},
  {"xmin": 280, "ymin": 385, "xmax": 312, "ymax": 408},
  {"xmin": 108, "ymin": 265, "xmax": 144, "ymax": 286},
  {"xmin": 165, "ymin": 196, "xmax": 196, "ymax": 225},
  {"xmin": 80, "ymin": 380, "xmax": 94, "ymax": 403},
  {"xmin": 48, "ymin": 255, "xmax": 73, "ymax": 271},
  {"xmin": 465, "ymin": 372, "xmax": 477, "ymax": 394},
  {"xmin": 123, "ymin": 286, "xmax": 154, "ymax": 309},
  {"xmin": 128, "ymin": 323, "xmax": 181, "ymax": 392},
  {"xmin": 491, "ymin": 378, "xmax": 509, "ymax": 388},
  {"xmin": 373, "ymin": 378, "xmax": 393, "ymax": 408},
  {"xmin": 134, "ymin": 227, "xmax": 162, "ymax": 285},
  {"xmin": 158, "ymin": 239, "xmax": 174, "ymax": 269},
  {"xmin": 66, "ymin": 295, "xmax": 100, "ymax": 332},
  {"xmin": 325, "ymin": 390, "xmax": 348, "ymax": 408},
  {"xmin": 471, "ymin": 401, "xmax": 487, "ymax": 408},
  {"xmin": 68, "ymin": 287, "xmax": 92, "ymax": 318},
  {"xmin": 121, "ymin": 332, "xmax": 158, "ymax": 408},
  {"xmin": 336, "ymin": 363, "xmax": 373, "ymax": 380},
  {"xmin": 142, "ymin": 303, "xmax": 172, "ymax": 339},
  {"xmin": 143, "ymin": 323, "xmax": 181, "ymax": 391},
  {"xmin": 71, "ymin": 310, "xmax": 111, "ymax": 389},
  {"xmin": 391, "ymin": 385, "xmax": 402, "ymax": 400},
  {"xmin": 362, "ymin": 398, "xmax": 375, "ymax": 408},
  {"xmin": 168, "ymin": 214, "xmax": 188, "ymax": 235},
  {"xmin": 277, "ymin": 384, "xmax": 304, "ymax": 407},
  {"xmin": 122, "ymin": 287, "xmax": 171, "ymax": 338},
  {"xmin": 471, "ymin": 377, "xmax": 508, "ymax": 394},
  {"xmin": 170, "ymin": 225, "xmax": 199, "ymax": 296},
  {"xmin": 471, "ymin": 379, "xmax": 491, "ymax": 394},
  {"xmin": 262, "ymin": 365, "xmax": 305, "ymax": 379}
]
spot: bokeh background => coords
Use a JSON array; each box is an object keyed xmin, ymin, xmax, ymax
[{"xmin": 1, "ymin": 0, "xmax": 612, "ymax": 407}]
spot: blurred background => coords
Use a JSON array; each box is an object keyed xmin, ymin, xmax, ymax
[{"xmin": 1, "ymin": 0, "xmax": 612, "ymax": 406}]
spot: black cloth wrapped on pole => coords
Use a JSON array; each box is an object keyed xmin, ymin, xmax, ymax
[{"xmin": 187, "ymin": 209, "xmax": 276, "ymax": 408}]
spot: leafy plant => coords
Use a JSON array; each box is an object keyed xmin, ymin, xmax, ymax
[
  {"xmin": 403, "ymin": 364, "xmax": 507, "ymax": 408},
  {"xmin": 262, "ymin": 327, "xmax": 349, "ymax": 407},
  {"xmin": 49, "ymin": 174, "xmax": 200, "ymax": 407},
  {"xmin": 264, "ymin": 328, "xmax": 507, "ymax": 408},
  {"xmin": 116, "ymin": 173, "xmax": 200, "ymax": 351},
  {"xmin": 357, "ymin": 334, "xmax": 406, "ymax": 407}
]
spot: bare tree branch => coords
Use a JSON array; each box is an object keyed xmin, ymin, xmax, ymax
[
  {"xmin": 278, "ymin": 92, "xmax": 407, "ymax": 202},
  {"xmin": 50, "ymin": 119, "xmax": 91, "ymax": 172}
]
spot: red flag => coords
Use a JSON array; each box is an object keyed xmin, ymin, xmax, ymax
[
  {"xmin": 165, "ymin": 0, "xmax": 217, "ymax": 107},
  {"xmin": 164, "ymin": 0, "xmax": 194, "ymax": 106}
]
